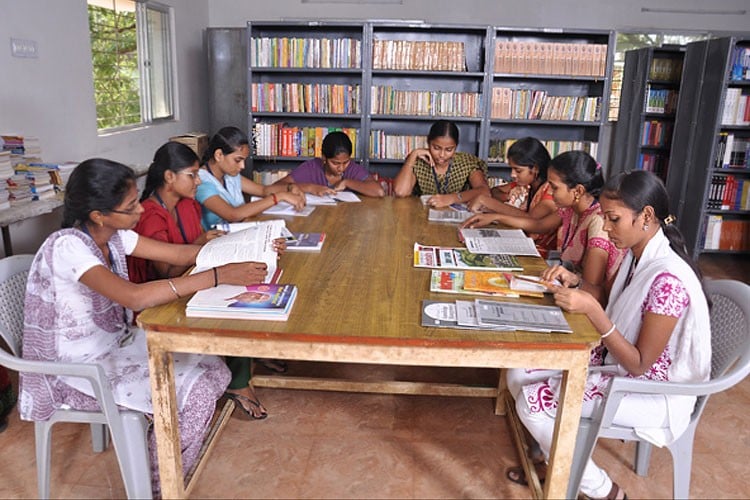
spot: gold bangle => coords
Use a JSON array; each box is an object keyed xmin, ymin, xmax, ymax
[{"xmin": 167, "ymin": 280, "xmax": 181, "ymax": 298}]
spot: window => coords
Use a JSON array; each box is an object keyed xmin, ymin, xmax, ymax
[
  {"xmin": 87, "ymin": 0, "xmax": 174, "ymax": 131},
  {"xmin": 608, "ymin": 32, "xmax": 709, "ymax": 121}
]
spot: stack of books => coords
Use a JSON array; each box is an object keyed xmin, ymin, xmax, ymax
[
  {"xmin": 421, "ymin": 299, "xmax": 572, "ymax": 333},
  {"xmin": 0, "ymin": 135, "xmax": 42, "ymax": 167},
  {"xmin": 186, "ymin": 283, "xmax": 298, "ymax": 320}
]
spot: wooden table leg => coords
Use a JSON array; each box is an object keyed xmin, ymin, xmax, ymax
[
  {"xmin": 147, "ymin": 332, "xmax": 185, "ymax": 498},
  {"xmin": 544, "ymin": 351, "xmax": 590, "ymax": 499}
]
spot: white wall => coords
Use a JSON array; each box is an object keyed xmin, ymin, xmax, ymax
[
  {"xmin": 206, "ymin": 0, "xmax": 750, "ymax": 33},
  {"xmin": 0, "ymin": 0, "xmax": 210, "ymax": 256}
]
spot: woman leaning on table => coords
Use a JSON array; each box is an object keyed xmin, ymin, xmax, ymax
[
  {"xmin": 196, "ymin": 126, "xmax": 306, "ymax": 230},
  {"xmin": 18, "ymin": 159, "xmax": 269, "ymax": 495},
  {"xmin": 393, "ymin": 119, "xmax": 490, "ymax": 207},
  {"xmin": 127, "ymin": 141, "xmax": 277, "ymax": 420},
  {"xmin": 505, "ymin": 170, "xmax": 711, "ymax": 500}
]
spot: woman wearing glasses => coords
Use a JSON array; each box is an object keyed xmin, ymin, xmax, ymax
[{"xmin": 19, "ymin": 159, "xmax": 270, "ymax": 495}]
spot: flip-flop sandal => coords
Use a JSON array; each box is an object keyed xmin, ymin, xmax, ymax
[
  {"xmin": 506, "ymin": 464, "xmax": 545, "ymax": 487},
  {"xmin": 224, "ymin": 392, "xmax": 268, "ymax": 420},
  {"xmin": 257, "ymin": 358, "xmax": 288, "ymax": 373}
]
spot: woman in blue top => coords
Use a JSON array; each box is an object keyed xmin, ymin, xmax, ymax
[{"xmin": 196, "ymin": 126, "xmax": 306, "ymax": 229}]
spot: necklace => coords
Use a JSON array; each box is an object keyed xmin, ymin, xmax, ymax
[{"xmin": 623, "ymin": 256, "xmax": 638, "ymax": 288}]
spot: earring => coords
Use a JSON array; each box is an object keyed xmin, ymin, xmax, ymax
[
  {"xmin": 574, "ymin": 193, "xmax": 580, "ymax": 203},
  {"xmin": 643, "ymin": 223, "xmax": 649, "ymax": 231}
]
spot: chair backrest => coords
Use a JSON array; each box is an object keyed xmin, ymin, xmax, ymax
[{"xmin": 0, "ymin": 254, "xmax": 35, "ymax": 357}]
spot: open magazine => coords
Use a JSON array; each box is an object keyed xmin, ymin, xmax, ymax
[{"xmin": 194, "ymin": 219, "xmax": 285, "ymax": 282}]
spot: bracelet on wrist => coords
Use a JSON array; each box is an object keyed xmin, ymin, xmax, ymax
[
  {"xmin": 167, "ymin": 280, "xmax": 181, "ymax": 298},
  {"xmin": 212, "ymin": 267, "xmax": 218, "ymax": 287},
  {"xmin": 600, "ymin": 322, "xmax": 616, "ymax": 339},
  {"xmin": 271, "ymin": 193, "xmax": 278, "ymax": 205}
]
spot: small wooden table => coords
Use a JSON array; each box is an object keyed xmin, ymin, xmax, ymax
[{"xmin": 139, "ymin": 196, "xmax": 599, "ymax": 498}]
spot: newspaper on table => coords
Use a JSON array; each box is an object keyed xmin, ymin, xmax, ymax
[{"xmin": 460, "ymin": 228, "xmax": 540, "ymax": 256}]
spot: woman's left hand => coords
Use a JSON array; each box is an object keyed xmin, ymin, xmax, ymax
[
  {"xmin": 195, "ymin": 229, "xmax": 226, "ymax": 245},
  {"xmin": 272, "ymin": 237, "xmax": 287, "ymax": 255},
  {"xmin": 550, "ymin": 286, "xmax": 597, "ymax": 315}
]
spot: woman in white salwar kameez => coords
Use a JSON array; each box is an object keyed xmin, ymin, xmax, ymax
[
  {"xmin": 506, "ymin": 170, "xmax": 711, "ymax": 500},
  {"xmin": 19, "ymin": 159, "xmax": 270, "ymax": 496}
]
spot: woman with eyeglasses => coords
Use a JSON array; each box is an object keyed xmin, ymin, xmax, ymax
[
  {"xmin": 19, "ymin": 158, "xmax": 270, "ymax": 495},
  {"xmin": 128, "ymin": 141, "xmax": 225, "ymax": 283}
]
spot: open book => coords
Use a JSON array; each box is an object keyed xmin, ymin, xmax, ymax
[
  {"xmin": 249, "ymin": 196, "xmax": 316, "ymax": 216},
  {"xmin": 194, "ymin": 219, "xmax": 285, "ymax": 283}
]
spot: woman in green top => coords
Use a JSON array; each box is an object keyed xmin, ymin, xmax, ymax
[{"xmin": 393, "ymin": 120, "xmax": 490, "ymax": 207}]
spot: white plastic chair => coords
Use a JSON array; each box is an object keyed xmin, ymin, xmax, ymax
[
  {"xmin": 567, "ymin": 279, "xmax": 750, "ymax": 499},
  {"xmin": 0, "ymin": 254, "xmax": 152, "ymax": 499}
]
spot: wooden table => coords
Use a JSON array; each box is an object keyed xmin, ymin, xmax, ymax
[{"xmin": 139, "ymin": 196, "xmax": 599, "ymax": 499}]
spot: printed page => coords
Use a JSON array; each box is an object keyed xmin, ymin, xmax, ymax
[
  {"xmin": 250, "ymin": 196, "xmax": 317, "ymax": 216},
  {"xmin": 428, "ymin": 209, "xmax": 472, "ymax": 223},
  {"xmin": 194, "ymin": 219, "xmax": 284, "ymax": 279},
  {"xmin": 474, "ymin": 300, "xmax": 572, "ymax": 333},
  {"xmin": 460, "ymin": 228, "xmax": 540, "ymax": 256}
]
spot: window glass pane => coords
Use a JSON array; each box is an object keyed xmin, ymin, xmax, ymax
[{"xmin": 146, "ymin": 6, "xmax": 173, "ymax": 120}]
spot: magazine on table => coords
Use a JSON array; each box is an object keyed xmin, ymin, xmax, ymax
[
  {"xmin": 459, "ymin": 228, "xmax": 540, "ymax": 257},
  {"xmin": 463, "ymin": 270, "xmax": 543, "ymax": 298},
  {"xmin": 285, "ymin": 232, "xmax": 326, "ymax": 252},
  {"xmin": 474, "ymin": 299, "xmax": 572, "ymax": 333},
  {"xmin": 420, "ymin": 300, "xmax": 513, "ymax": 331},
  {"xmin": 194, "ymin": 219, "xmax": 284, "ymax": 283},
  {"xmin": 186, "ymin": 283, "xmax": 297, "ymax": 321},
  {"xmin": 428, "ymin": 207, "xmax": 472, "ymax": 223},
  {"xmin": 430, "ymin": 270, "xmax": 495, "ymax": 296},
  {"xmin": 414, "ymin": 243, "xmax": 523, "ymax": 272}
]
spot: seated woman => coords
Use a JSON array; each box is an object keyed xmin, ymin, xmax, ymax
[
  {"xmin": 18, "ymin": 159, "xmax": 271, "ymax": 495},
  {"xmin": 507, "ymin": 170, "xmax": 711, "ymax": 500},
  {"xmin": 393, "ymin": 119, "xmax": 490, "ymax": 207},
  {"xmin": 466, "ymin": 137, "xmax": 558, "ymax": 251},
  {"xmin": 273, "ymin": 131, "xmax": 384, "ymax": 197},
  {"xmin": 128, "ymin": 141, "xmax": 274, "ymax": 419},
  {"xmin": 196, "ymin": 126, "xmax": 306, "ymax": 229},
  {"xmin": 464, "ymin": 151, "xmax": 624, "ymax": 305}
]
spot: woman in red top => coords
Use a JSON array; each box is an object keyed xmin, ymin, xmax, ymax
[{"xmin": 128, "ymin": 142, "xmax": 222, "ymax": 283}]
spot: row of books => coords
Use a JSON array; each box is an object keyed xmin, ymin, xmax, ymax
[
  {"xmin": 487, "ymin": 139, "xmax": 598, "ymax": 163},
  {"xmin": 250, "ymin": 82, "xmax": 361, "ymax": 114},
  {"xmin": 729, "ymin": 46, "xmax": 750, "ymax": 81},
  {"xmin": 1, "ymin": 134, "xmax": 42, "ymax": 169},
  {"xmin": 369, "ymin": 131, "xmax": 427, "ymax": 160},
  {"xmin": 648, "ymin": 57, "xmax": 683, "ymax": 82},
  {"xmin": 641, "ymin": 120, "xmax": 674, "ymax": 147},
  {"xmin": 250, "ymin": 37, "xmax": 361, "ymax": 69},
  {"xmin": 721, "ymin": 88, "xmax": 750, "ymax": 126},
  {"xmin": 252, "ymin": 169, "xmax": 291, "ymax": 186},
  {"xmin": 251, "ymin": 122, "xmax": 358, "ymax": 157},
  {"xmin": 421, "ymin": 298, "xmax": 571, "ymax": 333},
  {"xmin": 703, "ymin": 216, "xmax": 750, "ymax": 251},
  {"xmin": 638, "ymin": 153, "xmax": 669, "ymax": 179},
  {"xmin": 644, "ymin": 87, "xmax": 679, "ymax": 114},
  {"xmin": 490, "ymin": 88, "xmax": 601, "ymax": 122},
  {"xmin": 370, "ymin": 85, "xmax": 481, "ymax": 117},
  {"xmin": 372, "ymin": 40, "xmax": 466, "ymax": 72},
  {"xmin": 707, "ymin": 174, "xmax": 750, "ymax": 211},
  {"xmin": 493, "ymin": 41, "xmax": 607, "ymax": 77},
  {"xmin": 715, "ymin": 133, "xmax": 750, "ymax": 169}
]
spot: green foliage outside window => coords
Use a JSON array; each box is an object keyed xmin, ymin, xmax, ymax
[{"xmin": 88, "ymin": 4, "xmax": 141, "ymax": 130}]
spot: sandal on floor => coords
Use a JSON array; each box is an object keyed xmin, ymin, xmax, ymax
[
  {"xmin": 257, "ymin": 358, "xmax": 288, "ymax": 374},
  {"xmin": 579, "ymin": 481, "xmax": 628, "ymax": 500},
  {"xmin": 505, "ymin": 463, "xmax": 546, "ymax": 487},
  {"xmin": 224, "ymin": 392, "xmax": 268, "ymax": 420}
]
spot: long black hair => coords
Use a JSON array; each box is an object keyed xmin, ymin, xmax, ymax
[
  {"xmin": 141, "ymin": 142, "xmax": 199, "ymax": 201},
  {"xmin": 62, "ymin": 159, "xmax": 136, "ymax": 228},
  {"xmin": 201, "ymin": 126, "xmax": 249, "ymax": 165},
  {"xmin": 506, "ymin": 137, "xmax": 551, "ymax": 211},
  {"xmin": 601, "ymin": 170, "xmax": 706, "ymax": 289},
  {"xmin": 549, "ymin": 150, "xmax": 604, "ymax": 198}
]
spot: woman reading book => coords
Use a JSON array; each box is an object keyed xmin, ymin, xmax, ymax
[
  {"xmin": 18, "ymin": 159, "xmax": 272, "ymax": 495},
  {"xmin": 463, "ymin": 150, "xmax": 625, "ymax": 305},
  {"xmin": 465, "ymin": 137, "xmax": 558, "ymax": 252},
  {"xmin": 272, "ymin": 130, "xmax": 385, "ymax": 197},
  {"xmin": 505, "ymin": 170, "xmax": 711, "ymax": 500},
  {"xmin": 393, "ymin": 120, "xmax": 490, "ymax": 207},
  {"xmin": 128, "ymin": 141, "xmax": 280, "ymax": 420},
  {"xmin": 196, "ymin": 126, "xmax": 306, "ymax": 229}
]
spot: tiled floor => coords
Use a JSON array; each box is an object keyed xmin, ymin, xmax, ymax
[{"xmin": 0, "ymin": 255, "xmax": 748, "ymax": 499}]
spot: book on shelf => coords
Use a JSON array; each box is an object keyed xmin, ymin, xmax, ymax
[
  {"xmin": 186, "ymin": 283, "xmax": 298, "ymax": 321},
  {"xmin": 488, "ymin": 139, "xmax": 598, "ymax": 164},
  {"xmin": 702, "ymin": 216, "xmax": 750, "ymax": 251},
  {"xmin": 729, "ymin": 46, "xmax": 750, "ymax": 81},
  {"xmin": 372, "ymin": 40, "xmax": 467, "ymax": 72},
  {"xmin": 194, "ymin": 219, "xmax": 285, "ymax": 283},
  {"xmin": 250, "ymin": 82, "xmax": 361, "ymax": 114},
  {"xmin": 371, "ymin": 85, "xmax": 480, "ymax": 117},
  {"xmin": 474, "ymin": 299, "xmax": 572, "ymax": 333},
  {"xmin": 286, "ymin": 232, "xmax": 326, "ymax": 252},
  {"xmin": 427, "ymin": 207, "xmax": 472, "ymax": 223},
  {"xmin": 414, "ymin": 243, "xmax": 523, "ymax": 271},
  {"xmin": 494, "ymin": 41, "xmax": 606, "ymax": 77},
  {"xmin": 648, "ymin": 57, "xmax": 683, "ymax": 82},
  {"xmin": 251, "ymin": 36, "xmax": 361, "ymax": 69},
  {"xmin": 459, "ymin": 228, "xmax": 540, "ymax": 257},
  {"xmin": 369, "ymin": 131, "xmax": 427, "ymax": 160},
  {"xmin": 251, "ymin": 123, "xmax": 359, "ymax": 158}
]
